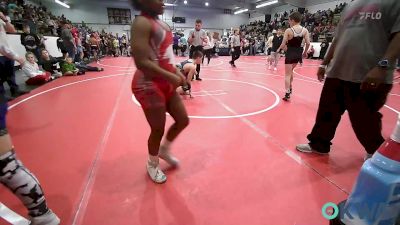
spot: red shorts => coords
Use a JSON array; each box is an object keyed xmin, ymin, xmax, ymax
[{"xmin": 132, "ymin": 71, "xmax": 175, "ymax": 109}]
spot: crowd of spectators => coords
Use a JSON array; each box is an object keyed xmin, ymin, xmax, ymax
[
  {"xmin": 238, "ymin": 2, "xmax": 349, "ymax": 56},
  {"xmin": 0, "ymin": 0, "xmax": 135, "ymax": 92}
]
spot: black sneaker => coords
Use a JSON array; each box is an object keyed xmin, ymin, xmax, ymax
[
  {"xmin": 11, "ymin": 90, "xmax": 30, "ymax": 98},
  {"xmin": 196, "ymin": 77, "xmax": 202, "ymax": 81},
  {"xmin": 296, "ymin": 144, "xmax": 330, "ymax": 155},
  {"xmin": 282, "ymin": 92, "xmax": 290, "ymax": 101}
]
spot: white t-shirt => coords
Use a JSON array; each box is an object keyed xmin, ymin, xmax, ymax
[
  {"xmin": 0, "ymin": 17, "xmax": 11, "ymax": 57},
  {"xmin": 267, "ymin": 36, "xmax": 274, "ymax": 48},
  {"xmin": 23, "ymin": 62, "xmax": 44, "ymax": 78},
  {"xmin": 203, "ymin": 37, "xmax": 214, "ymax": 50}
]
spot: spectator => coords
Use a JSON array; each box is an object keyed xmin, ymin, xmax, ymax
[
  {"xmin": 61, "ymin": 57, "xmax": 79, "ymax": 76},
  {"xmin": 202, "ymin": 31, "xmax": 214, "ymax": 66},
  {"xmin": 307, "ymin": 45, "xmax": 315, "ymax": 59},
  {"xmin": 38, "ymin": 49, "xmax": 63, "ymax": 77},
  {"xmin": 296, "ymin": 0, "xmax": 399, "ymax": 160},
  {"xmin": 319, "ymin": 39, "xmax": 329, "ymax": 60},
  {"xmin": 22, "ymin": 52, "xmax": 52, "ymax": 85},
  {"xmin": 20, "ymin": 23, "xmax": 40, "ymax": 58},
  {"xmin": 173, "ymin": 33, "xmax": 180, "ymax": 55},
  {"xmin": 179, "ymin": 34, "xmax": 188, "ymax": 57},
  {"xmin": 61, "ymin": 22, "xmax": 76, "ymax": 61}
]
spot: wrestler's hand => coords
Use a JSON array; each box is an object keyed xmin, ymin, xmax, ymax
[
  {"xmin": 176, "ymin": 70, "xmax": 187, "ymax": 86},
  {"xmin": 170, "ymin": 71, "xmax": 185, "ymax": 87}
]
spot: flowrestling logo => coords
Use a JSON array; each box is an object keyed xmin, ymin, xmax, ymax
[
  {"xmin": 322, "ymin": 202, "xmax": 398, "ymax": 223},
  {"xmin": 359, "ymin": 12, "xmax": 382, "ymax": 20}
]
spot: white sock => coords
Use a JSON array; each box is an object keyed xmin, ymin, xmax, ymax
[
  {"xmin": 162, "ymin": 139, "xmax": 172, "ymax": 148},
  {"xmin": 149, "ymin": 155, "xmax": 159, "ymax": 164}
]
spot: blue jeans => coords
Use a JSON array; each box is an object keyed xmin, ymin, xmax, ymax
[{"xmin": 0, "ymin": 102, "xmax": 7, "ymax": 129}]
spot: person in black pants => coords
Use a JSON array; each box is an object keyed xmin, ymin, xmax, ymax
[
  {"xmin": 188, "ymin": 19, "xmax": 207, "ymax": 81},
  {"xmin": 319, "ymin": 39, "xmax": 329, "ymax": 60},
  {"xmin": 296, "ymin": 0, "xmax": 400, "ymax": 161},
  {"xmin": 229, "ymin": 29, "xmax": 241, "ymax": 67}
]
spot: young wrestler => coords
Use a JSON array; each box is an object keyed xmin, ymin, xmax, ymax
[{"xmin": 177, "ymin": 50, "xmax": 203, "ymax": 96}]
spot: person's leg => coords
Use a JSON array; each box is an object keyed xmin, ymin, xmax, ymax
[
  {"xmin": 159, "ymin": 93, "xmax": 189, "ymax": 166},
  {"xmin": 206, "ymin": 49, "xmax": 211, "ymax": 65},
  {"xmin": 283, "ymin": 63, "xmax": 294, "ymax": 100},
  {"xmin": 195, "ymin": 46, "xmax": 203, "ymax": 80},
  {"xmin": 299, "ymin": 78, "xmax": 346, "ymax": 153},
  {"xmin": 273, "ymin": 52, "xmax": 279, "ymax": 69},
  {"xmin": 133, "ymin": 80, "xmax": 169, "ymax": 183},
  {"xmin": 230, "ymin": 48, "xmax": 235, "ymax": 65},
  {"xmin": 0, "ymin": 57, "xmax": 7, "ymax": 97},
  {"xmin": 67, "ymin": 47, "xmax": 76, "ymax": 62},
  {"xmin": 0, "ymin": 102, "xmax": 60, "ymax": 224},
  {"xmin": 235, "ymin": 47, "xmax": 241, "ymax": 61},
  {"xmin": 189, "ymin": 46, "xmax": 195, "ymax": 59},
  {"xmin": 182, "ymin": 45, "xmax": 187, "ymax": 57},
  {"xmin": 4, "ymin": 58, "xmax": 20, "ymax": 96},
  {"xmin": 25, "ymin": 75, "xmax": 50, "ymax": 86},
  {"xmin": 346, "ymin": 83, "xmax": 392, "ymax": 155},
  {"xmin": 142, "ymin": 106, "xmax": 167, "ymax": 183}
]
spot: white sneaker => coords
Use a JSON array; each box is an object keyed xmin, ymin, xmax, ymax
[
  {"xmin": 146, "ymin": 160, "xmax": 167, "ymax": 184},
  {"xmin": 364, "ymin": 153, "xmax": 373, "ymax": 161},
  {"xmin": 30, "ymin": 210, "xmax": 60, "ymax": 225},
  {"xmin": 268, "ymin": 65, "xmax": 271, "ymax": 70},
  {"xmin": 274, "ymin": 67, "xmax": 277, "ymax": 71},
  {"xmin": 159, "ymin": 146, "xmax": 179, "ymax": 167}
]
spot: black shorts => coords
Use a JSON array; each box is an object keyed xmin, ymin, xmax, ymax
[
  {"xmin": 267, "ymin": 47, "xmax": 272, "ymax": 56},
  {"xmin": 285, "ymin": 47, "xmax": 303, "ymax": 64}
]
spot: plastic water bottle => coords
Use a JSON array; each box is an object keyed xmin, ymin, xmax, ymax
[{"xmin": 338, "ymin": 115, "xmax": 400, "ymax": 225}]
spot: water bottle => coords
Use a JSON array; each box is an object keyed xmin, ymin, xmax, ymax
[{"xmin": 334, "ymin": 114, "xmax": 400, "ymax": 225}]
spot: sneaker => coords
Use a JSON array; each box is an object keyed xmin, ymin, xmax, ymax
[
  {"xmin": 196, "ymin": 77, "xmax": 202, "ymax": 81},
  {"xmin": 296, "ymin": 144, "xmax": 329, "ymax": 155},
  {"xmin": 289, "ymin": 88, "xmax": 292, "ymax": 94},
  {"xmin": 274, "ymin": 67, "xmax": 277, "ymax": 71},
  {"xmin": 30, "ymin": 209, "xmax": 60, "ymax": 225},
  {"xmin": 364, "ymin": 153, "xmax": 373, "ymax": 161},
  {"xmin": 146, "ymin": 160, "xmax": 167, "ymax": 184},
  {"xmin": 268, "ymin": 65, "xmax": 271, "ymax": 70},
  {"xmin": 11, "ymin": 90, "xmax": 29, "ymax": 98},
  {"xmin": 159, "ymin": 146, "xmax": 179, "ymax": 167},
  {"xmin": 282, "ymin": 92, "xmax": 291, "ymax": 101}
]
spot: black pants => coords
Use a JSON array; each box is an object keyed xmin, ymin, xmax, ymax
[
  {"xmin": 202, "ymin": 49, "xmax": 212, "ymax": 65},
  {"xmin": 231, "ymin": 46, "xmax": 241, "ymax": 64},
  {"xmin": 307, "ymin": 78, "xmax": 392, "ymax": 154},
  {"xmin": 181, "ymin": 45, "xmax": 187, "ymax": 56},
  {"xmin": 189, "ymin": 45, "xmax": 203, "ymax": 78},
  {"xmin": 0, "ymin": 56, "xmax": 19, "ymax": 96},
  {"xmin": 173, "ymin": 44, "xmax": 179, "ymax": 55}
]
